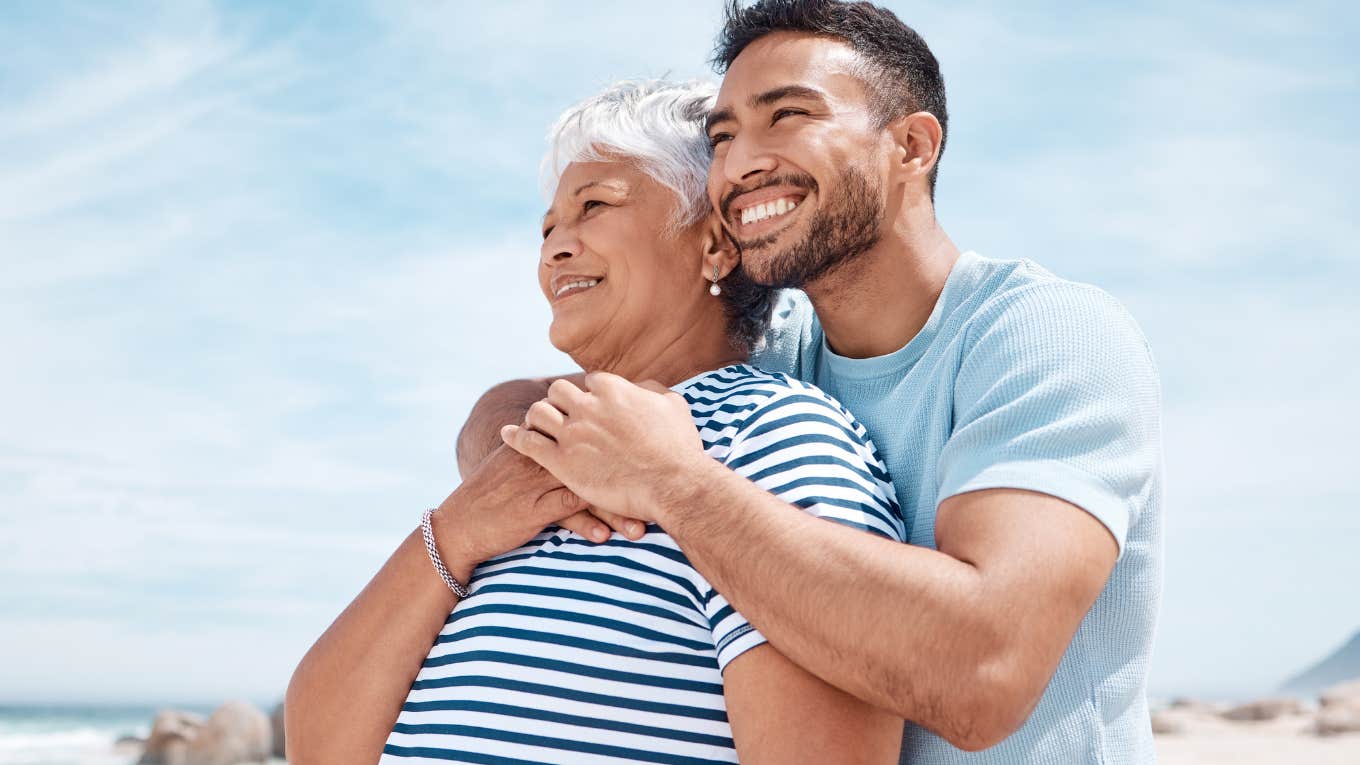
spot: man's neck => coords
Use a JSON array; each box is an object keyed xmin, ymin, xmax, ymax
[{"xmin": 804, "ymin": 205, "xmax": 959, "ymax": 360}]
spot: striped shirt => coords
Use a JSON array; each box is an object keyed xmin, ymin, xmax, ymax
[{"xmin": 381, "ymin": 364, "xmax": 903, "ymax": 764}]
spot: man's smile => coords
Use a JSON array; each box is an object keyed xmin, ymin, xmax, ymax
[{"xmin": 729, "ymin": 187, "xmax": 810, "ymax": 239}]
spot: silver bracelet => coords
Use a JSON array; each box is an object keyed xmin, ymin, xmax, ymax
[{"xmin": 421, "ymin": 507, "xmax": 472, "ymax": 599}]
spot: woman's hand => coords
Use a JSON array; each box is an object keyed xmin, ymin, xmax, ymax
[
  {"xmin": 500, "ymin": 372, "xmax": 713, "ymax": 523},
  {"xmin": 433, "ymin": 444, "xmax": 589, "ymax": 579}
]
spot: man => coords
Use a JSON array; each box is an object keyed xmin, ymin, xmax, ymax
[{"xmin": 481, "ymin": 1, "xmax": 1162, "ymax": 762}]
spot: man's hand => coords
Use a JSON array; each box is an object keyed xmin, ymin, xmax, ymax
[
  {"xmin": 433, "ymin": 444, "xmax": 589, "ymax": 578},
  {"xmin": 500, "ymin": 372, "xmax": 709, "ymax": 522},
  {"xmin": 455, "ymin": 373, "xmax": 649, "ymax": 543}
]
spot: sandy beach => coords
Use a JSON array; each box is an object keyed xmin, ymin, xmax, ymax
[{"xmin": 1156, "ymin": 713, "xmax": 1360, "ymax": 764}]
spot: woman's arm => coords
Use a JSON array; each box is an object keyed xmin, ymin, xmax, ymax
[
  {"xmin": 284, "ymin": 447, "xmax": 588, "ymax": 765},
  {"xmin": 285, "ymin": 527, "xmax": 462, "ymax": 765},
  {"xmin": 724, "ymin": 644, "xmax": 902, "ymax": 765}
]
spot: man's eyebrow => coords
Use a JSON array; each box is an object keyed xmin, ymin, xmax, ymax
[
  {"xmin": 750, "ymin": 84, "xmax": 827, "ymax": 109},
  {"xmin": 705, "ymin": 105, "xmax": 736, "ymax": 134},
  {"xmin": 706, "ymin": 85, "xmax": 829, "ymax": 133}
]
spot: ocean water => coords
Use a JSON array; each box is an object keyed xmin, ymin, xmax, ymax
[{"xmin": 0, "ymin": 705, "xmax": 215, "ymax": 765}]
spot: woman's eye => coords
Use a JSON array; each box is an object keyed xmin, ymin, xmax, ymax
[{"xmin": 583, "ymin": 199, "xmax": 606, "ymax": 213}]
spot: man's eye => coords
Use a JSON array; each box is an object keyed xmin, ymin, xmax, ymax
[
  {"xmin": 772, "ymin": 108, "xmax": 805, "ymax": 123},
  {"xmin": 708, "ymin": 132, "xmax": 732, "ymax": 147}
]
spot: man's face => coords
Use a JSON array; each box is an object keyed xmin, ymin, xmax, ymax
[{"xmin": 706, "ymin": 32, "xmax": 889, "ymax": 289}]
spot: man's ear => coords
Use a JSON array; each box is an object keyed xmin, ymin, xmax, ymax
[
  {"xmin": 886, "ymin": 110, "xmax": 943, "ymax": 187},
  {"xmin": 699, "ymin": 212, "xmax": 740, "ymax": 280}
]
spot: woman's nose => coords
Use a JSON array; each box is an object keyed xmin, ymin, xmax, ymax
[{"xmin": 540, "ymin": 229, "xmax": 578, "ymax": 269}]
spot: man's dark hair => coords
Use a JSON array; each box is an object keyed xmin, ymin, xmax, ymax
[{"xmin": 712, "ymin": 0, "xmax": 948, "ymax": 198}]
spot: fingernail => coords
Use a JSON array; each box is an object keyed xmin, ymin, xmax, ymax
[
  {"xmin": 592, "ymin": 526, "xmax": 609, "ymax": 543},
  {"xmin": 627, "ymin": 522, "xmax": 644, "ymax": 538}
]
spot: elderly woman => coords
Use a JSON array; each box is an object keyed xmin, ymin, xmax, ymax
[{"xmin": 288, "ymin": 81, "xmax": 904, "ymax": 765}]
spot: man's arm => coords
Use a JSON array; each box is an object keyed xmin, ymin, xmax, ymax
[
  {"xmin": 659, "ymin": 471, "xmax": 1115, "ymax": 751},
  {"xmin": 724, "ymin": 644, "xmax": 903, "ymax": 764},
  {"xmin": 456, "ymin": 378, "xmax": 560, "ymax": 477},
  {"xmin": 502, "ymin": 375, "xmax": 1114, "ymax": 750},
  {"xmin": 502, "ymin": 281, "xmax": 1159, "ymax": 751}
]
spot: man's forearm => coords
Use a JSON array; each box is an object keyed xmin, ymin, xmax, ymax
[
  {"xmin": 285, "ymin": 520, "xmax": 469, "ymax": 764},
  {"xmin": 458, "ymin": 374, "xmax": 589, "ymax": 477},
  {"xmin": 457, "ymin": 379, "xmax": 557, "ymax": 477},
  {"xmin": 658, "ymin": 460, "xmax": 1014, "ymax": 751}
]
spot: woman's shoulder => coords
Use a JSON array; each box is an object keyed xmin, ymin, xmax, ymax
[
  {"xmin": 678, "ymin": 364, "xmax": 864, "ymax": 441},
  {"xmin": 676, "ymin": 363, "xmax": 822, "ymax": 405}
]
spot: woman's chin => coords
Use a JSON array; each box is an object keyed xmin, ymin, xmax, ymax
[{"xmin": 547, "ymin": 318, "xmax": 597, "ymax": 360}]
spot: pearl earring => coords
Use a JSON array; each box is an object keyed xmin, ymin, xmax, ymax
[{"xmin": 709, "ymin": 264, "xmax": 722, "ymax": 296}]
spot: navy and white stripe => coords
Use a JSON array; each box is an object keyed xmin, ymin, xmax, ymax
[{"xmin": 382, "ymin": 364, "xmax": 902, "ymax": 764}]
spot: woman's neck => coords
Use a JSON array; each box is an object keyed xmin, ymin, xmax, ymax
[{"xmin": 574, "ymin": 321, "xmax": 745, "ymax": 388}]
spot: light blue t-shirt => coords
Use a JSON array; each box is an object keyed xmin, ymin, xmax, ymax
[{"xmin": 751, "ymin": 251, "xmax": 1163, "ymax": 765}]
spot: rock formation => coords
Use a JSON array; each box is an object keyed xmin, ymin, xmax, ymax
[
  {"xmin": 270, "ymin": 700, "xmax": 286, "ymax": 758},
  {"xmin": 1221, "ymin": 697, "xmax": 1307, "ymax": 722},
  {"xmin": 1315, "ymin": 679, "xmax": 1360, "ymax": 736},
  {"xmin": 183, "ymin": 700, "xmax": 272, "ymax": 765},
  {"xmin": 138, "ymin": 709, "xmax": 204, "ymax": 765}
]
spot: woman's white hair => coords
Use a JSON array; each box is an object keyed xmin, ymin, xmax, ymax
[{"xmin": 540, "ymin": 79, "xmax": 718, "ymax": 231}]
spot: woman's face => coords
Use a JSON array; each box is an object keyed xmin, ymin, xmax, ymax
[{"xmin": 539, "ymin": 159, "xmax": 709, "ymax": 364}]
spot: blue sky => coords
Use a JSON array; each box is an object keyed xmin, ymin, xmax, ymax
[{"xmin": 1, "ymin": 0, "xmax": 1356, "ymax": 706}]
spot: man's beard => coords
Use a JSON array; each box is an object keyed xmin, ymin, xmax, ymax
[{"xmin": 730, "ymin": 165, "xmax": 883, "ymax": 290}]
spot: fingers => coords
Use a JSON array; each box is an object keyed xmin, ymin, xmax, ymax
[
  {"xmin": 558, "ymin": 509, "xmax": 611, "ymax": 544},
  {"xmin": 555, "ymin": 508, "xmax": 647, "ymax": 543},
  {"xmin": 500, "ymin": 424, "xmax": 557, "ymax": 470},
  {"xmin": 637, "ymin": 379, "xmax": 672, "ymax": 395},
  {"xmin": 582, "ymin": 370, "xmax": 624, "ymax": 394},
  {"xmin": 547, "ymin": 378, "xmax": 589, "ymax": 413},
  {"xmin": 523, "ymin": 399, "xmax": 565, "ymax": 440},
  {"xmin": 593, "ymin": 507, "xmax": 648, "ymax": 541}
]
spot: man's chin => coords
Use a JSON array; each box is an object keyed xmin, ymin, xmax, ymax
[{"xmin": 734, "ymin": 246, "xmax": 797, "ymax": 288}]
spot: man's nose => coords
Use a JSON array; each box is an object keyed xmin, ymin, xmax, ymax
[{"xmin": 721, "ymin": 134, "xmax": 777, "ymax": 186}]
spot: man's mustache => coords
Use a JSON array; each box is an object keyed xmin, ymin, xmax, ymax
[{"xmin": 719, "ymin": 173, "xmax": 818, "ymax": 222}]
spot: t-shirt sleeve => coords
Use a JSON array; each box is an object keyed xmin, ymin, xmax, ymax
[
  {"xmin": 704, "ymin": 383, "xmax": 905, "ymax": 672},
  {"xmin": 936, "ymin": 282, "xmax": 1162, "ymax": 554}
]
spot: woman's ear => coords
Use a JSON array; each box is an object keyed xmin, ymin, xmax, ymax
[{"xmin": 699, "ymin": 212, "xmax": 740, "ymax": 281}]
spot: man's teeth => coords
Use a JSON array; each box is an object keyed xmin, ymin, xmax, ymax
[
  {"xmin": 740, "ymin": 196, "xmax": 800, "ymax": 225},
  {"xmin": 555, "ymin": 278, "xmax": 599, "ymax": 297}
]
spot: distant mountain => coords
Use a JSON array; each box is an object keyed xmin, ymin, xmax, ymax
[{"xmin": 1281, "ymin": 629, "xmax": 1360, "ymax": 696}]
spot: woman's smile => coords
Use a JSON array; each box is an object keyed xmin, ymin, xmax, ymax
[{"xmin": 549, "ymin": 274, "xmax": 605, "ymax": 303}]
